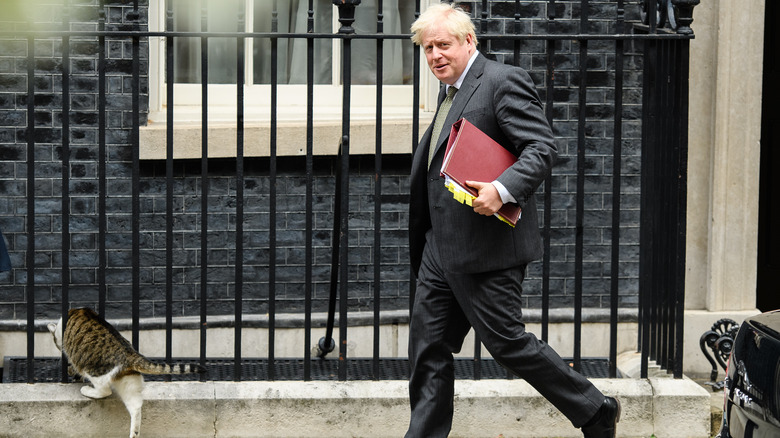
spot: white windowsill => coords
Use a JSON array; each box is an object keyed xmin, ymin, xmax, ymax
[{"xmin": 140, "ymin": 106, "xmax": 433, "ymax": 159}]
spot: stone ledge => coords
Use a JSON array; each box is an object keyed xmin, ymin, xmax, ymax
[
  {"xmin": 139, "ymin": 119, "xmax": 424, "ymax": 160},
  {"xmin": 0, "ymin": 377, "xmax": 710, "ymax": 437}
]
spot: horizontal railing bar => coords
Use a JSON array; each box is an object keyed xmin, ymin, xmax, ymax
[
  {"xmin": 0, "ymin": 30, "xmax": 692, "ymax": 40},
  {"xmin": 1, "ymin": 308, "xmax": 639, "ymax": 332}
]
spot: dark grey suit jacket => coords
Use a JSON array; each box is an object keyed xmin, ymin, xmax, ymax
[{"xmin": 409, "ymin": 53, "xmax": 557, "ymax": 275}]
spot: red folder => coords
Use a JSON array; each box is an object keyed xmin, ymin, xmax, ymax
[{"xmin": 440, "ymin": 118, "xmax": 522, "ymax": 227}]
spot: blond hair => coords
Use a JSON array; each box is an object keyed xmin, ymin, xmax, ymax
[{"xmin": 410, "ymin": 3, "xmax": 478, "ymax": 47}]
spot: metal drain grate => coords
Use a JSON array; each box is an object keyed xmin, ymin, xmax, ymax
[{"xmin": 2, "ymin": 356, "xmax": 618, "ymax": 383}]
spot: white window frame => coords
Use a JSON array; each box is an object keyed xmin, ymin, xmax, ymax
[
  {"xmin": 147, "ymin": 0, "xmax": 438, "ymax": 123},
  {"xmin": 143, "ymin": 0, "xmax": 439, "ymax": 159}
]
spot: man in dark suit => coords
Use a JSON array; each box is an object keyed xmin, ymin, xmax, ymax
[{"xmin": 405, "ymin": 4, "xmax": 620, "ymax": 437}]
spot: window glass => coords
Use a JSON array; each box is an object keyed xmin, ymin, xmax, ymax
[
  {"xmin": 167, "ymin": 0, "xmax": 415, "ymax": 86},
  {"xmin": 253, "ymin": 0, "xmax": 333, "ymax": 85},
  {"xmin": 170, "ymin": 0, "xmax": 240, "ymax": 84},
  {"xmin": 350, "ymin": 0, "xmax": 415, "ymax": 85}
]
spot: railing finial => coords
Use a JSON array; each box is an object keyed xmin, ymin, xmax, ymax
[
  {"xmin": 332, "ymin": 0, "xmax": 361, "ymax": 34},
  {"xmin": 671, "ymin": 0, "xmax": 699, "ymax": 35}
]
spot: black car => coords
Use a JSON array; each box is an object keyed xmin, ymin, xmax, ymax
[{"xmin": 718, "ymin": 309, "xmax": 780, "ymax": 438}]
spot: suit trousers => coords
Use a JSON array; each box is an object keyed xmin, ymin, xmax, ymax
[{"xmin": 405, "ymin": 234, "xmax": 605, "ymax": 437}]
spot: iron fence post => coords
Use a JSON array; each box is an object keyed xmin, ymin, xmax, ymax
[{"xmin": 304, "ymin": 0, "xmax": 315, "ymax": 381}]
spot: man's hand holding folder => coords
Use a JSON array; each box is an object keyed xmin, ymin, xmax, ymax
[
  {"xmin": 463, "ymin": 181, "xmax": 504, "ymax": 216},
  {"xmin": 440, "ymin": 118, "xmax": 522, "ymax": 227}
]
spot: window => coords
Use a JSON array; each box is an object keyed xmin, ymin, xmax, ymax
[
  {"xmin": 168, "ymin": 0, "xmax": 416, "ymax": 86},
  {"xmin": 144, "ymin": 0, "xmax": 436, "ymax": 159}
]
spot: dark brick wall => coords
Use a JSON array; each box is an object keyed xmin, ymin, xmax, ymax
[{"xmin": 0, "ymin": 0, "xmax": 644, "ymax": 321}]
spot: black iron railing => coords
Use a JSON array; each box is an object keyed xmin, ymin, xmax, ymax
[{"xmin": 0, "ymin": 0, "xmax": 697, "ymax": 383}]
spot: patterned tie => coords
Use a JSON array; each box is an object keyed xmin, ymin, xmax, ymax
[{"xmin": 428, "ymin": 86, "xmax": 458, "ymax": 169}]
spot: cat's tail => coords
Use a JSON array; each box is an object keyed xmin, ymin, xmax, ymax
[{"xmin": 133, "ymin": 358, "xmax": 207, "ymax": 376}]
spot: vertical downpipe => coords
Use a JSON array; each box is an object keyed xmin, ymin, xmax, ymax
[{"xmin": 333, "ymin": 0, "xmax": 360, "ymax": 381}]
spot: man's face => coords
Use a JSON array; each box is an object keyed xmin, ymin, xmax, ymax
[{"xmin": 421, "ymin": 26, "xmax": 474, "ymax": 85}]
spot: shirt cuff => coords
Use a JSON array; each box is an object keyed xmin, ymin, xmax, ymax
[{"xmin": 492, "ymin": 181, "xmax": 516, "ymax": 204}]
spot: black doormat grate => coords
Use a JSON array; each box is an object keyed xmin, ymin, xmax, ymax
[{"xmin": 3, "ymin": 356, "xmax": 619, "ymax": 383}]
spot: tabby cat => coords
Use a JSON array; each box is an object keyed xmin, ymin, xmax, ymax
[{"xmin": 47, "ymin": 307, "xmax": 206, "ymax": 438}]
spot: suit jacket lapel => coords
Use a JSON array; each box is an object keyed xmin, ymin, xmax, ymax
[{"xmin": 429, "ymin": 53, "xmax": 487, "ymax": 160}]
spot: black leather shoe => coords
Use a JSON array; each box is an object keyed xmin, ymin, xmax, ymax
[{"xmin": 581, "ymin": 397, "xmax": 621, "ymax": 438}]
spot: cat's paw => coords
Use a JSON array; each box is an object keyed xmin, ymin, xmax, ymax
[{"xmin": 81, "ymin": 385, "xmax": 111, "ymax": 399}]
